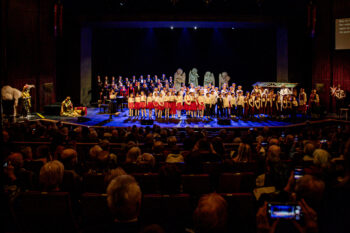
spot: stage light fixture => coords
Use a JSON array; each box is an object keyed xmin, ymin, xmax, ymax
[
  {"xmin": 194, "ymin": 26, "xmax": 198, "ymax": 30},
  {"xmin": 232, "ymin": 27, "xmax": 235, "ymax": 30},
  {"xmin": 170, "ymin": 26, "xmax": 174, "ymax": 30}
]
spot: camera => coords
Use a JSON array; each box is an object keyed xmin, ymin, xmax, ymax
[{"xmin": 268, "ymin": 202, "xmax": 302, "ymax": 220}]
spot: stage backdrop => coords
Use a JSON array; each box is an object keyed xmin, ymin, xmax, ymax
[{"xmin": 92, "ymin": 27, "xmax": 276, "ymax": 90}]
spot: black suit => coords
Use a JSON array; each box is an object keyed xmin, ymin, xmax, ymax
[{"xmin": 217, "ymin": 97, "xmax": 224, "ymax": 117}]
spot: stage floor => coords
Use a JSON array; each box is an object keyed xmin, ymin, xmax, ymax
[{"xmin": 36, "ymin": 107, "xmax": 308, "ymax": 129}]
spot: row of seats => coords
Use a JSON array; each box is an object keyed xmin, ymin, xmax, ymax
[
  {"xmin": 10, "ymin": 191, "xmax": 256, "ymax": 233},
  {"xmin": 82, "ymin": 172, "xmax": 256, "ymax": 194}
]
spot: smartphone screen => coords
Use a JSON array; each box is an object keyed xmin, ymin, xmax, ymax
[
  {"xmin": 294, "ymin": 167, "xmax": 304, "ymax": 180},
  {"xmin": 268, "ymin": 203, "xmax": 302, "ymax": 220},
  {"xmin": 3, "ymin": 162, "xmax": 8, "ymax": 168}
]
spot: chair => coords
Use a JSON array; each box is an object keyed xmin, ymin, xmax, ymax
[
  {"xmin": 83, "ymin": 173, "xmax": 106, "ymax": 193},
  {"xmin": 141, "ymin": 194, "xmax": 192, "ymax": 232},
  {"xmin": 182, "ymin": 174, "xmax": 212, "ymax": 194},
  {"xmin": 132, "ymin": 173, "xmax": 159, "ymax": 194},
  {"xmin": 234, "ymin": 162, "xmax": 258, "ymax": 173},
  {"xmin": 81, "ymin": 193, "xmax": 112, "ymax": 232},
  {"xmin": 12, "ymin": 191, "xmax": 78, "ymax": 233},
  {"xmin": 220, "ymin": 193, "xmax": 256, "ymax": 233},
  {"xmin": 217, "ymin": 172, "xmax": 255, "ymax": 193}
]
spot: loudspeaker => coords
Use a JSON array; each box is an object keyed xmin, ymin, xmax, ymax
[
  {"xmin": 218, "ymin": 118, "xmax": 231, "ymax": 125},
  {"xmin": 141, "ymin": 119, "xmax": 154, "ymax": 125},
  {"xmin": 77, "ymin": 117, "xmax": 91, "ymax": 122}
]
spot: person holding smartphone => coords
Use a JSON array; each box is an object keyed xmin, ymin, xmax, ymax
[{"xmin": 256, "ymin": 174, "xmax": 325, "ymax": 233}]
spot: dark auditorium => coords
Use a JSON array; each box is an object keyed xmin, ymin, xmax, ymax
[{"xmin": 1, "ymin": 0, "xmax": 350, "ymax": 233}]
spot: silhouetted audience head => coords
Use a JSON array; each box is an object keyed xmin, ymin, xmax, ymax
[
  {"xmin": 107, "ymin": 175, "xmax": 142, "ymax": 222},
  {"xmin": 193, "ymin": 193, "xmax": 228, "ymax": 233},
  {"xmin": 60, "ymin": 148, "xmax": 78, "ymax": 169},
  {"xmin": 126, "ymin": 147, "xmax": 141, "ymax": 163},
  {"xmin": 39, "ymin": 160, "xmax": 64, "ymax": 191},
  {"xmin": 104, "ymin": 167, "xmax": 127, "ymax": 186},
  {"xmin": 267, "ymin": 145, "xmax": 281, "ymax": 162}
]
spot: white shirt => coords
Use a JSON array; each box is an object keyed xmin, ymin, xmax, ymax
[{"xmin": 197, "ymin": 95, "xmax": 205, "ymax": 105}]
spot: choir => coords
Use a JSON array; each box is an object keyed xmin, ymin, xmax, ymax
[{"xmin": 97, "ymin": 74, "xmax": 321, "ymax": 120}]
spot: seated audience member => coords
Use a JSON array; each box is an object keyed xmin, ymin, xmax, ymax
[
  {"xmin": 39, "ymin": 160, "xmax": 64, "ymax": 191},
  {"xmin": 192, "ymin": 193, "xmax": 228, "ymax": 233},
  {"xmin": 126, "ymin": 147, "xmax": 141, "ymax": 164},
  {"xmin": 313, "ymin": 149, "xmax": 331, "ymax": 168},
  {"xmin": 60, "ymin": 148, "xmax": 79, "ymax": 171},
  {"xmin": 136, "ymin": 153, "xmax": 156, "ymax": 172},
  {"xmin": 106, "ymin": 175, "xmax": 142, "ymax": 233},
  {"xmin": 166, "ymin": 145, "xmax": 184, "ymax": 163},
  {"xmin": 265, "ymin": 145, "xmax": 291, "ymax": 190},
  {"xmin": 3, "ymin": 152, "xmax": 32, "ymax": 192},
  {"xmin": 159, "ymin": 164, "xmax": 182, "ymax": 193},
  {"xmin": 233, "ymin": 143, "xmax": 253, "ymax": 162},
  {"xmin": 323, "ymin": 138, "xmax": 350, "ymax": 233},
  {"xmin": 104, "ymin": 167, "xmax": 127, "ymax": 187},
  {"xmin": 303, "ymin": 142, "xmax": 316, "ymax": 161},
  {"xmin": 89, "ymin": 145, "xmax": 103, "ymax": 160},
  {"xmin": 257, "ymin": 174, "xmax": 325, "ymax": 233},
  {"xmin": 152, "ymin": 141, "xmax": 165, "ymax": 161},
  {"xmin": 211, "ymin": 137, "xmax": 225, "ymax": 157},
  {"xmin": 35, "ymin": 145, "xmax": 52, "ymax": 163}
]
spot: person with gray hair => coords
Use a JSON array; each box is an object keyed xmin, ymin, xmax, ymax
[
  {"xmin": 192, "ymin": 193, "xmax": 228, "ymax": 233},
  {"xmin": 106, "ymin": 175, "xmax": 142, "ymax": 233},
  {"xmin": 39, "ymin": 160, "xmax": 64, "ymax": 191}
]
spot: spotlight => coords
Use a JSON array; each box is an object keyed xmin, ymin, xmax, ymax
[
  {"xmin": 194, "ymin": 26, "xmax": 198, "ymax": 30},
  {"xmin": 170, "ymin": 26, "xmax": 174, "ymax": 30},
  {"xmin": 231, "ymin": 27, "xmax": 235, "ymax": 30}
]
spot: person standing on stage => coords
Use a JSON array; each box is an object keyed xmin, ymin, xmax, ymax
[
  {"xmin": 254, "ymin": 95, "xmax": 261, "ymax": 116},
  {"xmin": 204, "ymin": 92, "xmax": 211, "ymax": 118},
  {"xmin": 158, "ymin": 92, "xmax": 165, "ymax": 119},
  {"xmin": 153, "ymin": 92, "xmax": 159, "ymax": 118},
  {"xmin": 231, "ymin": 92, "xmax": 237, "ymax": 117},
  {"xmin": 298, "ymin": 88, "xmax": 307, "ymax": 118},
  {"xmin": 292, "ymin": 96, "xmax": 299, "ymax": 119},
  {"xmin": 236, "ymin": 91, "xmax": 245, "ymax": 118},
  {"xmin": 185, "ymin": 91, "xmax": 192, "ymax": 117},
  {"xmin": 331, "ymin": 84, "xmax": 346, "ymax": 118},
  {"xmin": 176, "ymin": 91, "xmax": 183, "ymax": 119},
  {"xmin": 244, "ymin": 92, "xmax": 250, "ymax": 119},
  {"xmin": 217, "ymin": 92, "xmax": 224, "ymax": 118},
  {"xmin": 128, "ymin": 93, "xmax": 135, "ymax": 117},
  {"xmin": 164, "ymin": 91, "xmax": 170, "ymax": 119},
  {"xmin": 309, "ymin": 89, "xmax": 320, "ymax": 119},
  {"xmin": 146, "ymin": 92, "xmax": 154, "ymax": 119},
  {"xmin": 248, "ymin": 93, "xmax": 255, "ymax": 118},
  {"xmin": 132, "ymin": 75, "xmax": 137, "ymax": 84},
  {"xmin": 140, "ymin": 91, "xmax": 147, "ymax": 118},
  {"xmin": 210, "ymin": 90, "xmax": 217, "ymax": 117},
  {"xmin": 197, "ymin": 90, "xmax": 205, "ymax": 118},
  {"xmin": 223, "ymin": 93, "xmax": 230, "ymax": 118},
  {"xmin": 134, "ymin": 93, "xmax": 141, "ymax": 118}
]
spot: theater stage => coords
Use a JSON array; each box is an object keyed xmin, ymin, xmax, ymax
[{"xmin": 30, "ymin": 107, "xmax": 323, "ymax": 129}]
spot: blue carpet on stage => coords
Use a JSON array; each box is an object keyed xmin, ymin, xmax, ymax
[{"xmin": 40, "ymin": 107, "xmax": 298, "ymax": 128}]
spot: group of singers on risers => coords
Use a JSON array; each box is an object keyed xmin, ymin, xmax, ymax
[{"xmin": 94, "ymin": 74, "xmax": 340, "ymax": 121}]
